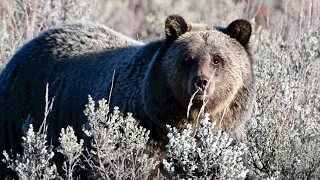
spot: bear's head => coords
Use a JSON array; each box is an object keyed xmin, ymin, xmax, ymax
[
  {"xmin": 143, "ymin": 15, "xmax": 254, "ymax": 140},
  {"xmin": 163, "ymin": 15, "xmax": 252, "ymax": 122}
]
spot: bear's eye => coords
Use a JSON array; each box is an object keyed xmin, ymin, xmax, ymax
[
  {"xmin": 181, "ymin": 57, "xmax": 193, "ymax": 70},
  {"xmin": 183, "ymin": 57, "xmax": 194, "ymax": 64},
  {"xmin": 187, "ymin": 57, "xmax": 195, "ymax": 61},
  {"xmin": 213, "ymin": 58, "xmax": 220, "ymax": 65}
]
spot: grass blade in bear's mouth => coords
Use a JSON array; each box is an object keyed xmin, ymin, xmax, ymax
[{"xmin": 194, "ymin": 94, "xmax": 206, "ymax": 100}]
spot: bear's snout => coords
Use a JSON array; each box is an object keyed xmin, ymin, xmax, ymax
[
  {"xmin": 191, "ymin": 76, "xmax": 211, "ymax": 96},
  {"xmin": 195, "ymin": 77, "xmax": 209, "ymax": 92}
]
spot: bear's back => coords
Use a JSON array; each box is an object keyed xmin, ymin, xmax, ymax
[{"xmin": 0, "ymin": 23, "xmax": 148, "ymax": 157}]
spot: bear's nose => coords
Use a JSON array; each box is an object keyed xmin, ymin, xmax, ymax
[{"xmin": 195, "ymin": 78, "xmax": 209, "ymax": 92}]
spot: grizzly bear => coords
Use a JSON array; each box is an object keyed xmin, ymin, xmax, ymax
[{"xmin": 0, "ymin": 15, "xmax": 255, "ymax": 175}]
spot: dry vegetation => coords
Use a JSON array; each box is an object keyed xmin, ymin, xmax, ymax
[{"xmin": 0, "ymin": 0, "xmax": 320, "ymax": 179}]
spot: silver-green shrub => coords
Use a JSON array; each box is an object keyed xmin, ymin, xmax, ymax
[
  {"xmin": 82, "ymin": 95, "xmax": 159, "ymax": 179},
  {"xmin": 0, "ymin": 0, "xmax": 96, "ymax": 69},
  {"xmin": 57, "ymin": 126, "xmax": 84, "ymax": 180},
  {"xmin": 246, "ymin": 26, "xmax": 320, "ymax": 179},
  {"xmin": 2, "ymin": 119, "xmax": 58, "ymax": 180},
  {"xmin": 163, "ymin": 113, "xmax": 249, "ymax": 179}
]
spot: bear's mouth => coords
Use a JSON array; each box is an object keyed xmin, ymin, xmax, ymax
[
  {"xmin": 189, "ymin": 87, "xmax": 212, "ymax": 102},
  {"xmin": 194, "ymin": 94, "xmax": 208, "ymax": 101}
]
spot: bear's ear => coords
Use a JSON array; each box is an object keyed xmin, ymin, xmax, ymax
[
  {"xmin": 165, "ymin": 15, "xmax": 189, "ymax": 42},
  {"xmin": 224, "ymin": 19, "xmax": 252, "ymax": 47}
]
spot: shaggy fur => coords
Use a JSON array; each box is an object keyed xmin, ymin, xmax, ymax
[{"xmin": 0, "ymin": 15, "xmax": 255, "ymax": 176}]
